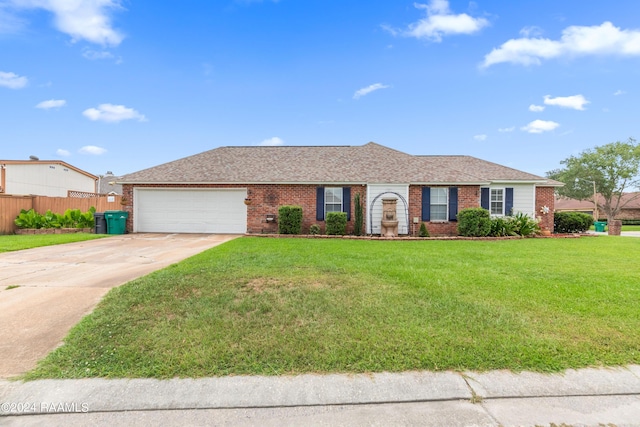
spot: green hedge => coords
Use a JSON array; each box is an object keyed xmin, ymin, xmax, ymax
[
  {"xmin": 278, "ymin": 205, "xmax": 303, "ymax": 234},
  {"xmin": 326, "ymin": 212, "xmax": 347, "ymax": 235},
  {"xmin": 554, "ymin": 211, "xmax": 593, "ymax": 233},
  {"xmin": 457, "ymin": 208, "xmax": 491, "ymax": 237}
]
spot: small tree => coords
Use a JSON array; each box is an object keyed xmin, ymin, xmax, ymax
[
  {"xmin": 353, "ymin": 193, "xmax": 364, "ymax": 236},
  {"xmin": 547, "ymin": 138, "xmax": 640, "ymax": 222},
  {"xmin": 418, "ymin": 222, "xmax": 429, "ymax": 237}
]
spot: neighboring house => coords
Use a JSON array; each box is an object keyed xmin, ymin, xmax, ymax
[
  {"xmin": 119, "ymin": 142, "xmax": 562, "ymax": 235},
  {"xmin": 0, "ymin": 159, "xmax": 97, "ymax": 197},
  {"xmin": 97, "ymin": 171, "xmax": 124, "ymax": 195},
  {"xmin": 555, "ymin": 193, "xmax": 640, "ymax": 221}
]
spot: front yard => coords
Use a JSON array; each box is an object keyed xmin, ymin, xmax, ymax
[{"xmin": 25, "ymin": 236, "xmax": 640, "ymax": 379}]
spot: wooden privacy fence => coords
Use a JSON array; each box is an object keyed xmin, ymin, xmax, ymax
[{"xmin": 0, "ymin": 194, "xmax": 123, "ymax": 234}]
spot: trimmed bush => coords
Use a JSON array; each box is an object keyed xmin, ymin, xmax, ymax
[
  {"xmin": 326, "ymin": 212, "xmax": 347, "ymax": 235},
  {"xmin": 554, "ymin": 211, "xmax": 593, "ymax": 233},
  {"xmin": 457, "ymin": 208, "xmax": 491, "ymax": 237},
  {"xmin": 278, "ymin": 205, "xmax": 303, "ymax": 234},
  {"xmin": 418, "ymin": 222, "xmax": 429, "ymax": 237},
  {"xmin": 309, "ymin": 224, "xmax": 321, "ymax": 235}
]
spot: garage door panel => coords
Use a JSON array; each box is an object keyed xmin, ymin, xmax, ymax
[{"xmin": 135, "ymin": 189, "xmax": 247, "ymax": 233}]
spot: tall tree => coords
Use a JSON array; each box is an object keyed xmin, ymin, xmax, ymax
[{"xmin": 547, "ymin": 138, "xmax": 640, "ymax": 221}]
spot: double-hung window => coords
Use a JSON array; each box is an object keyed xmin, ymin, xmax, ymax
[
  {"xmin": 490, "ymin": 189, "xmax": 504, "ymax": 215},
  {"xmin": 430, "ymin": 187, "xmax": 448, "ymax": 221},
  {"xmin": 325, "ymin": 187, "xmax": 343, "ymax": 216}
]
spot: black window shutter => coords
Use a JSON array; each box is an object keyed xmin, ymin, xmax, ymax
[
  {"xmin": 481, "ymin": 187, "xmax": 490, "ymax": 210},
  {"xmin": 505, "ymin": 187, "xmax": 514, "ymax": 215},
  {"xmin": 422, "ymin": 187, "xmax": 430, "ymax": 221},
  {"xmin": 448, "ymin": 187, "xmax": 458, "ymax": 221},
  {"xmin": 342, "ymin": 187, "xmax": 351, "ymax": 221},
  {"xmin": 316, "ymin": 187, "xmax": 325, "ymax": 221}
]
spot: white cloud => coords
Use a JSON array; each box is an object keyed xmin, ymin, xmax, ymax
[
  {"xmin": 353, "ymin": 83, "xmax": 390, "ymax": 99},
  {"xmin": 258, "ymin": 137, "xmax": 284, "ymax": 146},
  {"xmin": 393, "ymin": 0, "xmax": 489, "ymax": 42},
  {"xmin": 79, "ymin": 145, "xmax": 107, "ymax": 155},
  {"xmin": 529, "ymin": 104, "xmax": 545, "ymax": 112},
  {"xmin": 473, "ymin": 134, "xmax": 487, "ymax": 141},
  {"xmin": 482, "ymin": 21, "xmax": 640, "ymax": 67},
  {"xmin": 519, "ymin": 26, "xmax": 543, "ymax": 38},
  {"xmin": 498, "ymin": 126, "xmax": 515, "ymax": 132},
  {"xmin": 544, "ymin": 94, "xmax": 589, "ymax": 110},
  {"xmin": 56, "ymin": 148, "xmax": 70, "ymax": 156},
  {"xmin": 35, "ymin": 99, "xmax": 66, "ymax": 109},
  {"xmin": 82, "ymin": 49, "xmax": 114, "ymax": 60},
  {"xmin": 83, "ymin": 103, "xmax": 146, "ymax": 123},
  {"xmin": 8, "ymin": 0, "xmax": 124, "ymax": 46},
  {"xmin": 521, "ymin": 120, "xmax": 560, "ymax": 134},
  {"xmin": 0, "ymin": 71, "xmax": 28, "ymax": 89},
  {"xmin": 613, "ymin": 89, "xmax": 626, "ymax": 96}
]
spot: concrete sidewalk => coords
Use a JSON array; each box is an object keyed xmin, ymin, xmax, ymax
[{"xmin": 1, "ymin": 365, "xmax": 639, "ymax": 426}]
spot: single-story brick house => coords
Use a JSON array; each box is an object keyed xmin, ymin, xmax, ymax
[{"xmin": 118, "ymin": 142, "xmax": 562, "ymax": 235}]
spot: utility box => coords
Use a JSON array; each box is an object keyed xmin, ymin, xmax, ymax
[
  {"xmin": 94, "ymin": 212, "xmax": 107, "ymax": 234},
  {"xmin": 104, "ymin": 210, "xmax": 129, "ymax": 235}
]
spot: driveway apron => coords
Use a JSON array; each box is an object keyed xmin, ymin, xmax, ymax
[{"xmin": 0, "ymin": 233, "xmax": 238, "ymax": 378}]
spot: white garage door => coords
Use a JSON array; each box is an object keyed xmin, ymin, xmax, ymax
[{"xmin": 135, "ymin": 188, "xmax": 247, "ymax": 233}]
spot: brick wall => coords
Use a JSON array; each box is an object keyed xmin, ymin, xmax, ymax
[
  {"xmin": 122, "ymin": 183, "xmax": 367, "ymax": 234},
  {"xmin": 535, "ymin": 186, "xmax": 555, "ymax": 232},
  {"xmin": 408, "ymin": 185, "xmax": 480, "ymax": 236},
  {"xmin": 123, "ymin": 183, "xmax": 550, "ymax": 236}
]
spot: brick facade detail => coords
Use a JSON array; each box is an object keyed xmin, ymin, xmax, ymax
[
  {"xmin": 535, "ymin": 186, "xmax": 556, "ymax": 232},
  {"xmin": 123, "ymin": 183, "xmax": 555, "ymax": 235}
]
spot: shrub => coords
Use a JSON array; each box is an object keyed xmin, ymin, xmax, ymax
[
  {"xmin": 278, "ymin": 205, "xmax": 303, "ymax": 234},
  {"xmin": 509, "ymin": 212, "xmax": 540, "ymax": 237},
  {"xmin": 457, "ymin": 208, "xmax": 491, "ymax": 237},
  {"xmin": 554, "ymin": 211, "xmax": 593, "ymax": 233},
  {"xmin": 353, "ymin": 193, "xmax": 363, "ymax": 236},
  {"xmin": 326, "ymin": 212, "xmax": 347, "ymax": 235},
  {"xmin": 490, "ymin": 217, "xmax": 515, "ymax": 237},
  {"xmin": 14, "ymin": 209, "xmax": 44, "ymax": 229},
  {"xmin": 418, "ymin": 222, "xmax": 429, "ymax": 237},
  {"xmin": 309, "ymin": 224, "xmax": 321, "ymax": 235},
  {"xmin": 14, "ymin": 207, "xmax": 96, "ymax": 229}
]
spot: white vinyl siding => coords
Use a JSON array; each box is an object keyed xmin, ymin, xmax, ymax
[
  {"xmin": 367, "ymin": 184, "xmax": 409, "ymax": 235},
  {"xmin": 4, "ymin": 164, "xmax": 95, "ymax": 197},
  {"xmin": 134, "ymin": 188, "xmax": 247, "ymax": 233}
]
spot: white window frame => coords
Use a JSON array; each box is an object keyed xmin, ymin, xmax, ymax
[
  {"xmin": 324, "ymin": 187, "xmax": 343, "ymax": 217},
  {"xmin": 490, "ymin": 188, "xmax": 505, "ymax": 216},
  {"xmin": 430, "ymin": 187, "xmax": 448, "ymax": 222}
]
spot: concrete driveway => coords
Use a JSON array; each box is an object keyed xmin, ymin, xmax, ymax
[{"xmin": 0, "ymin": 233, "xmax": 239, "ymax": 379}]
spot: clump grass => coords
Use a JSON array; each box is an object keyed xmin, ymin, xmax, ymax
[{"xmin": 25, "ymin": 236, "xmax": 640, "ymax": 379}]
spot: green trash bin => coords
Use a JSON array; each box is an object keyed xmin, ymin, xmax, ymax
[
  {"xmin": 594, "ymin": 221, "xmax": 606, "ymax": 232},
  {"xmin": 104, "ymin": 210, "xmax": 129, "ymax": 235}
]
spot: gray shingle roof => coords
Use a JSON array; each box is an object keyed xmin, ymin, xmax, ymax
[{"xmin": 120, "ymin": 142, "xmax": 562, "ymax": 186}]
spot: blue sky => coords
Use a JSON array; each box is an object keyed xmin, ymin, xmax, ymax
[{"xmin": 1, "ymin": 0, "xmax": 639, "ymax": 178}]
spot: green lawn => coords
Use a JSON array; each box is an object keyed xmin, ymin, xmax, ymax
[
  {"xmin": 623, "ymin": 225, "xmax": 640, "ymax": 232},
  {"xmin": 25, "ymin": 236, "xmax": 640, "ymax": 379},
  {"xmin": 0, "ymin": 233, "xmax": 107, "ymax": 253}
]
